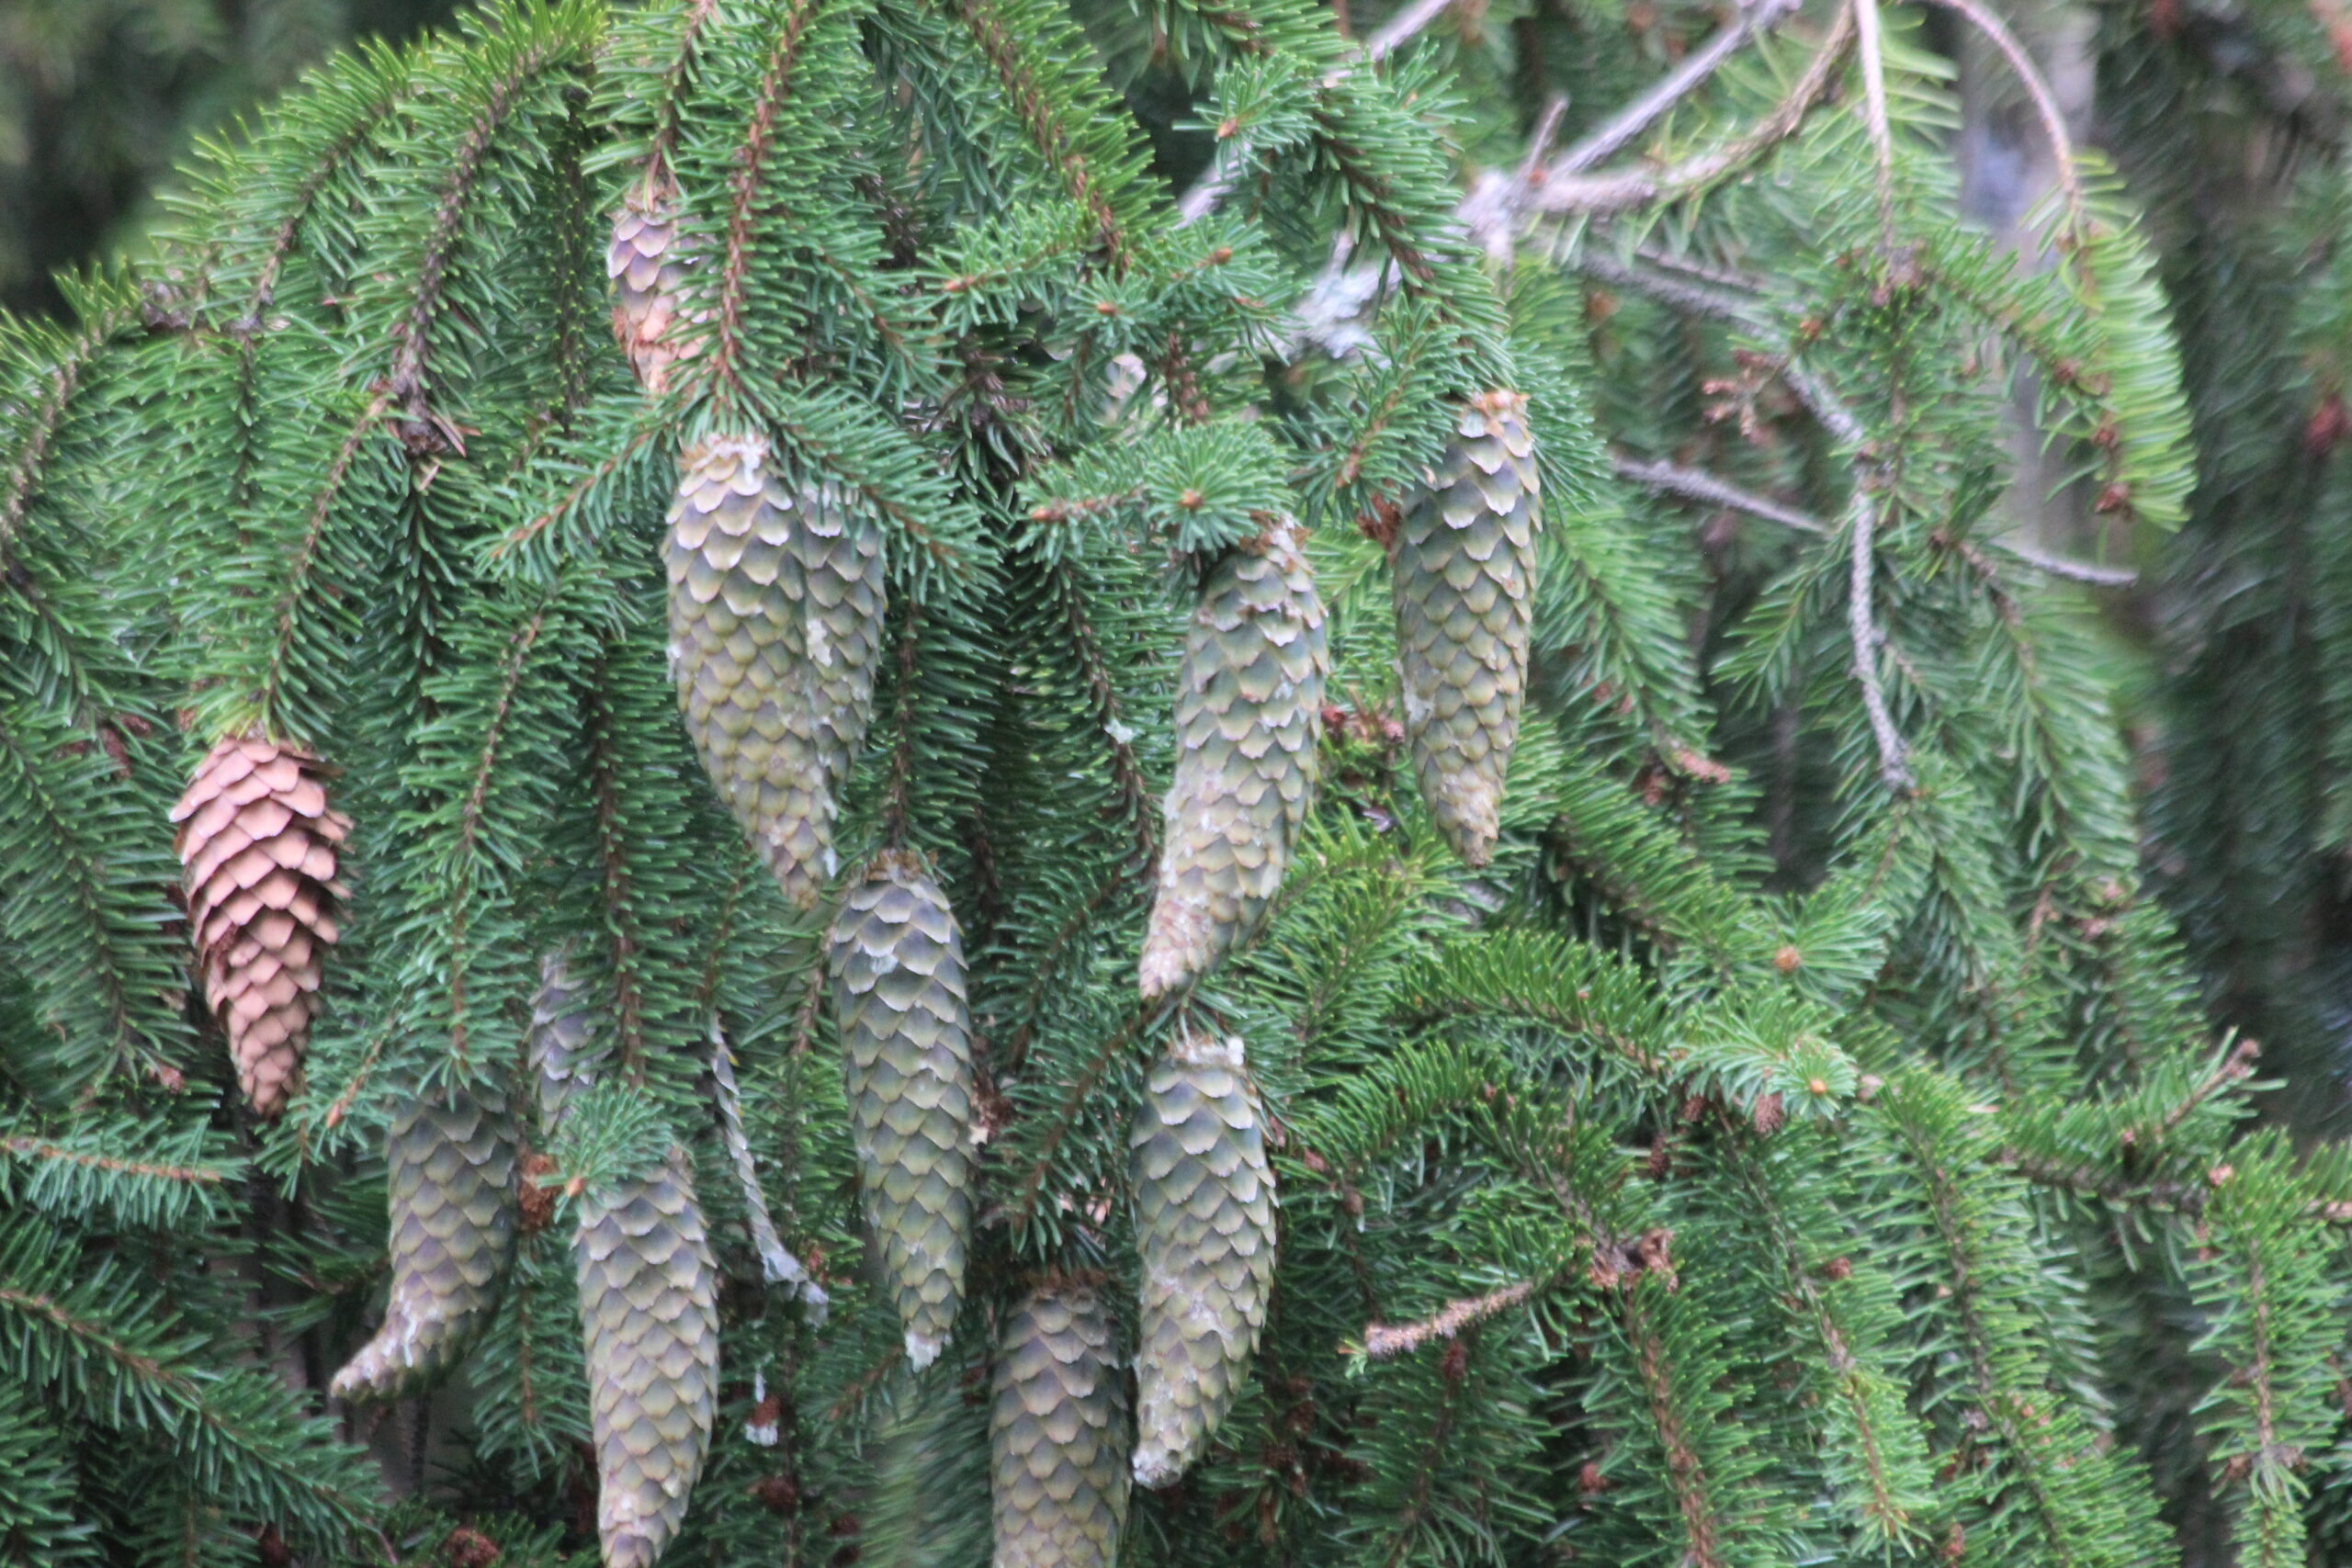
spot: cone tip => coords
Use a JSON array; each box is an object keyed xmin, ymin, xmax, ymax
[
  {"xmin": 1133, "ymin": 1445, "xmax": 1182, "ymax": 1489},
  {"xmin": 905, "ymin": 1330, "xmax": 944, "ymax": 1369}
]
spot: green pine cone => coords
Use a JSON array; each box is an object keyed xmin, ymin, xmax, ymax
[
  {"xmin": 667, "ymin": 432, "xmax": 886, "ymax": 910},
  {"xmin": 1138, "ymin": 518, "xmax": 1329, "ymax": 998},
  {"xmin": 829, "ymin": 854, "xmax": 978, "ymax": 1369},
  {"xmin": 1129, "ymin": 1032, "xmax": 1276, "ymax": 1487},
  {"xmin": 1392, "ymin": 390, "xmax": 1539, "ymax": 868},
  {"xmin": 330, "ymin": 1081, "xmax": 518, "ymax": 1401},
  {"xmin": 577, "ymin": 1149, "xmax": 721, "ymax": 1568},
  {"xmin": 992, "ymin": 1280, "xmax": 1129, "ymax": 1568}
]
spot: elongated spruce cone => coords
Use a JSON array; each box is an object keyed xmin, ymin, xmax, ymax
[
  {"xmin": 330, "ymin": 1082, "xmax": 518, "ymax": 1400},
  {"xmin": 667, "ymin": 433, "xmax": 885, "ymax": 910},
  {"xmin": 170, "ymin": 734, "xmax": 351, "ymax": 1114},
  {"xmin": 829, "ymin": 856, "xmax": 977, "ymax": 1368},
  {"xmin": 530, "ymin": 947, "xmax": 598, "ymax": 1133},
  {"xmin": 578, "ymin": 1149, "xmax": 720, "ymax": 1568},
  {"xmin": 608, "ymin": 180, "xmax": 703, "ymax": 394},
  {"xmin": 1138, "ymin": 519, "xmax": 1328, "ymax": 999},
  {"xmin": 992, "ymin": 1280, "xmax": 1129, "ymax": 1568},
  {"xmin": 1130, "ymin": 1032, "xmax": 1275, "ymax": 1487},
  {"xmin": 1393, "ymin": 390, "xmax": 1538, "ymax": 868}
]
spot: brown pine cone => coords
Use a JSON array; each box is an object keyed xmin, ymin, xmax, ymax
[{"xmin": 169, "ymin": 734, "xmax": 351, "ymax": 1115}]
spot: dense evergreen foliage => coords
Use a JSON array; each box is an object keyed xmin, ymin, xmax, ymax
[{"xmin": 3, "ymin": 0, "xmax": 2350, "ymax": 1565}]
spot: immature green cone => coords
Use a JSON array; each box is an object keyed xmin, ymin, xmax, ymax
[
  {"xmin": 329, "ymin": 1081, "xmax": 518, "ymax": 1401},
  {"xmin": 530, "ymin": 946, "xmax": 597, "ymax": 1132},
  {"xmin": 577, "ymin": 1149, "xmax": 720, "ymax": 1568},
  {"xmin": 992, "ymin": 1280, "xmax": 1129, "ymax": 1568},
  {"xmin": 1129, "ymin": 1032, "xmax": 1275, "ymax": 1487},
  {"xmin": 1392, "ymin": 390, "xmax": 1539, "ymax": 868},
  {"xmin": 668, "ymin": 434, "xmax": 884, "ymax": 911},
  {"xmin": 829, "ymin": 854, "xmax": 976, "ymax": 1368},
  {"xmin": 666, "ymin": 432, "xmax": 886, "ymax": 909},
  {"xmin": 1138, "ymin": 519, "xmax": 1328, "ymax": 999}
]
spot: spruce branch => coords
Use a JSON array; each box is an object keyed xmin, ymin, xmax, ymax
[
  {"xmin": 706, "ymin": 0, "xmax": 826, "ymax": 400},
  {"xmin": 1612, "ymin": 454, "xmax": 1827, "ymax": 536}
]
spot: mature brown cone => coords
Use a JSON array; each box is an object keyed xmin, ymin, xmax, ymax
[
  {"xmin": 1129, "ymin": 1032, "xmax": 1275, "ymax": 1487},
  {"xmin": 169, "ymin": 733, "xmax": 351, "ymax": 1115},
  {"xmin": 1392, "ymin": 390, "xmax": 1539, "ymax": 868},
  {"xmin": 608, "ymin": 178, "xmax": 703, "ymax": 394},
  {"xmin": 992, "ymin": 1280, "xmax": 1129, "ymax": 1568},
  {"xmin": 329, "ymin": 1080, "xmax": 518, "ymax": 1401},
  {"xmin": 578, "ymin": 1148, "xmax": 720, "ymax": 1568},
  {"xmin": 1137, "ymin": 519, "xmax": 1328, "ymax": 999},
  {"xmin": 666, "ymin": 433, "xmax": 886, "ymax": 910},
  {"xmin": 828, "ymin": 853, "xmax": 977, "ymax": 1367}
]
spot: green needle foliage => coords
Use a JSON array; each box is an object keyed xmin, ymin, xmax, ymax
[{"xmin": 0, "ymin": 0, "xmax": 2349, "ymax": 1565}]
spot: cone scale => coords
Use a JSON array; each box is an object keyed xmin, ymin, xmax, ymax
[
  {"xmin": 330, "ymin": 1081, "xmax": 518, "ymax": 1401},
  {"xmin": 666, "ymin": 433, "xmax": 885, "ymax": 911},
  {"xmin": 169, "ymin": 734, "xmax": 351, "ymax": 1115},
  {"xmin": 1138, "ymin": 518, "xmax": 1329, "ymax": 998},
  {"xmin": 828, "ymin": 853, "xmax": 978, "ymax": 1368},
  {"xmin": 1129, "ymin": 1032, "xmax": 1276, "ymax": 1487},
  {"xmin": 1392, "ymin": 390, "xmax": 1539, "ymax": 868}
]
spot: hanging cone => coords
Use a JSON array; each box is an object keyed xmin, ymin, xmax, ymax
[
  {"xmin": 828, "ymin": 853, "xmax": 977, "ymax": 1368},
  {"xmin": 1129, "ymin": 1032, "xmax": 1276, "ymax": 1487},
  {"xmin": 577, "ymin": 1148, "xmax": 720, "ymax": 1568},
  {"xmin": 1137, "ymin": 518, "xmax": 1328, "ymax": 999},
  {"xmin": 992, "ymin": 1280, "xmax": 1129, "ymax": 1568},
  {"xmin": 169, "ymin": 733, "xmax": 351, "ymax": 1115},
  {"xmin": 1391, "ymin": 390, "xmax": 1539, "ymax": 868},
  {"xmin": 666, "ymin": 432, "xmax": 886, "ymax": 910},
  {"xmin": 330, "ymin": 1080, "xmax": 518, "ymax": 1401},
  {"xmin": 608, "ymin": 178, "xmax": 704, "ymax": 394},
  {"xmin": 529, "ymin": 946, "xmax": 598, "ymax": 1133}
]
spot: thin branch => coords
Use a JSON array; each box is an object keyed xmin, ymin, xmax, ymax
[
  {"xmin": 1363, "ymin": 0, "xmax": 1458, "ymax": 62},
  {"xmin": 708, "ymin": 1020, "xmax": 828, "ymax": 1322},
  {"xmin": 1519, "ymin": 1, "xmax": 1856, "ymax": 219},
  {"xmin": 1552, "ymin": 0, "xmax": 1804, "ymax": 175},
  {"xmin": 1997, "ymin": 539, "xmax": 2136, "ymax": 587},
  {"xmin": 1847, "ymin": 489, "xmax": 1913, "ymax": 792},
  {"xmin": 1363, "ymin": 1280, "xmax": 1535, "ymax": 1359},
  {"xmin": 1572, "ymin": 249, "xmax": 1759, "ymax": 327},
  {"xmin": 1853, "ymin": 0, "xmax": 1897, "ymax": 250},
  {"xmin": 1917, "ymin": 0, "xmax": 2084, "ymax": 231},
  {"xmin": 1613, "ymin": 455, "xmax": 1826, "ymax": 534}
]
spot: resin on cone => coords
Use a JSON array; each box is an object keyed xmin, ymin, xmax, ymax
[
  {"xmin": 1391, "ymin": 390, "xmax": 1539, "ymax": 868},
  {"xmin": 577, "ymin": 1148, "xmax": 720, "ymax": 1568},
  {"xmin": 608, "ymin": 178, "xmax": 703, "ymax": 394},
  {"xmin": 330, "ymin": 1081, "xmax": 518, "ymax": 1401},
  {"xmin": 169, "ymin": 733, "xmax": 351, "ymax": 1114},
  {"xmin": 666, "ymin": 433, "xmax": 885, "ymax": 910},
  {"xmin": 1138, "ymin": 518, "xmax": 1328, "ymax": 998},
  {"xmin": 828, "ymin": 853, "xmax": 977, "ymax": 1367},
  {"xmin": 1129, "ymin": 1032, "xmax": 1275, "ymax": 1487},
  {"xmin": 992, "ymin": 1280, "xmax": 1129, "ymax": 1568}
]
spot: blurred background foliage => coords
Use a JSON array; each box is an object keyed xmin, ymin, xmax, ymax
[{"xmin": 0, "ymin": 0, "xmax": 458, "ymax": 316}]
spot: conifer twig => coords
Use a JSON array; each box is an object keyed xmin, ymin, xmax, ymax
[
  {"xmin": 707, "ymin": 1020, "xmax": 827, "ymax": 1322},
  {"xmin": 1846, "ymin": 489, "xmax": 1913, "ymax": 792},
  {"xmin": 1362, "ymin": 1280, "xmax": 1535, "ymax": 1358},
  {"xmin": 1852, "ymin": 0, "xmax": 1898, "ymax": 252},
  {"xmin": 1612, "ymin": 455, "xmax": 1826, "ymax": 535},
  {"xmin": 1362, "ymin": 0, "xmax": 1459, "ymax": 62},
  {"xmin": 1917, "ymin": 0, "xmax": 2085, "ymax": 231},
  {"xmin": 1515, "ymin": 1, "xmax": 1856, "ymax": 220},
  {"xmin": 1549, "ymin": 0, "xmax": 1804, "ymax": 176}
]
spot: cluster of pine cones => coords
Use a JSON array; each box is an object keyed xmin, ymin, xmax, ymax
[{"xmin": 159, "ymin": 184, "xmax": 1538, "ymax": 1567}]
